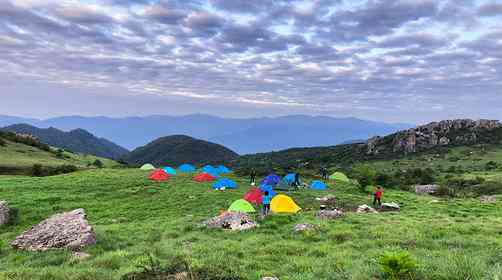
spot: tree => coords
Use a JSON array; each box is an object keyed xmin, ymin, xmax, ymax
[
  {"xmin": 92, "ymin": 159, "xmax": 104, "ymax": 168},
  {"xmin": 352, "ymin": 164, "xmax": 377, "ymax": 191},
  {"xmin": 56, "ymin": 149, "xmax": 65, "ymax": 159}
]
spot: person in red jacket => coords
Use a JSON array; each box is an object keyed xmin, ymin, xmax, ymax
[{"xmin": 373, "ymin": 186, "xmax": 383, "ymax": 207}]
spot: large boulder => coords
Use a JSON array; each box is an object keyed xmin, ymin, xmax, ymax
[
  {"xmin": 415, "ymin": 185, "xmax": 438, "ymax": 195},
  {"xmin": 316, "ymin": 195, "xmax": 337, "ymax": 208},
  {"xmin": 380, "ymin": 202, "xmax": 400, "ymax": 212},
  {"xmin": 11, "ymin": 209, "xmax": 96, "ymax": 251},
  {"xmin": 480, "ymin": 195, "xmax": 497, "ymax": 203},
  {"xmin": 202, "ymin": 212, "xmax": 257, "ymax": 231},
  {"xmin": 0, "ymin": 201, "xmax": 10, "ymax": 226},
  {"xmin": 356, "ymin": 204, "xmax": 378, "ymax": 214},
  {"xmin": 316, "ymin": 209, "xmax": 344, "ymax": 219}
]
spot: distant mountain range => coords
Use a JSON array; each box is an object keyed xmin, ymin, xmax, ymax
[
  {"xmin": 2, "ymin": 124, "xmax": 129, "ymax": 160},
  {"xmin": 125, "ymin": 135, "xmax": 238, "ymax": 167},
  {"xmin": 0, "ymin": 114, "xmax": 412, "ymax": 154}
]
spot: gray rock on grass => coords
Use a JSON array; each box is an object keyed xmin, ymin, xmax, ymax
[
  {"xmin": 0, "ymin": 201, "xmax": 10, "ymax": 226},
  {"xmin": 316, "ymin": 209, "xmax": 344, "ymax": 219},
  {"xmin": 203, "ymin": 212, "xmax": 258, "ymax": 231}
]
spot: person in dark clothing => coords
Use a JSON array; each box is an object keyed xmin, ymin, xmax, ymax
[
  {"xmin": 320, "ymin": 166, "xmax": 328, "ymax": 180},
  {"xmin": 250, "ymin": 168, "xmax": 257, "ymax": 185},
  {"xmin": 294, "ymin": 172, "xmax": 301, "ymax": 187}
]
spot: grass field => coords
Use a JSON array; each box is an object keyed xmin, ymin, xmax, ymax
[
  {"xmin": 0, "ymin": 139, "xmax": 119, "ymax": 172},
  {"xmin": 1, "ymin": 169, "xmax": 501, "ymax": 279}
]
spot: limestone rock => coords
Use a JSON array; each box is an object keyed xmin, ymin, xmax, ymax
[
  {"xmin": 356, "ymin": 204, "xmax": 378, "ymax": 213},
  {"xmin": 11, "ymin": 208, "xmax": 96, "ymax": 251},
  {"xmin": 72, "ymin": 251, "xmax": 91, "ymax": 260},
  {"xmin": 315, "ymin": 195, "xmax": 337, "ymax": 208},
  {"xmin": 380, "ymin": 202, "xmax": 400, "ymax": 212},
  {"xmin": 316, "ymin": 209, "xmax": 344, "ymax": 219},
  {"xmin": 415, "ymin": 185, "xmax": 439, "ymax": 195},
  {"xmin": 203, "ymin": 212, "xmax": 257, "ymax": 231},
  {"xmin": 480, "ymin": 195, "xmax": 496, "ymax": 203},
  {"xmin": 294, "ymin": 223, "xmax": 316, "ymax": 232},
  {"xmin": 0, "ymin": 201, "xmax": 10, "ymax": 226}
]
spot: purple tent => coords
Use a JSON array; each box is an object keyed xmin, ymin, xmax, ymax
[{"xmin": 261, "ymin": 173, "xmax": 281, "ymax": 186}]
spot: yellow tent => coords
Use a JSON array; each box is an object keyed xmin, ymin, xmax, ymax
[{"xmin": 271, "ymin": 194, "xmax": 301, "ymax": 214}]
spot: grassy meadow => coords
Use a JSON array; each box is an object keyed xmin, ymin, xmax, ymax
[{"xmin": 0, "ymin": 169, "xmax": 501, "ymax": 279}]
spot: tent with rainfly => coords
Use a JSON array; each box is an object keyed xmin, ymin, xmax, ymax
[
  {"xmin": 259, "ymin": 184, "xmax": 277, "ymax": 197},
  {"xmin": 140, "ymin": 163, "xmax": 155, "ymax": 171},
  {"xmin": 329, "ymin": 172, "xmax": 350, "ymax": 182},
  {"xmin": 212, "ymin": 178, "xmax": 238, "ymax": 190},
  {"xmin": 193, "ymin": 173, "xmax": 216, "ymax": 182},
  {"xmin": 283, "ymin": 173, "xmax": 296, "ymax": 185},
  {"xmin": 228, "ymin": 199, "xmax": 256, "ymax": 213},
  {"xmin": 163, "ymin": 166, "xmax": 177, "ymax": 175},
  {"xmin": 271, "ymin": 194, "xmax": 301, "ymax": 214},
  {"xmin": 310, "ymin": 180, "xmax": 328, "ymax": 190},
  {"xmin": 178, "ymin": 164, "xmax": 196, "ymax": 173},
  {"xmin": 217, "ymin": 165, "xmax": 231, "ymax": 174},
  {"xmin": 149, "ymin": 169, "xmax": 170, "ymax": 181},
  {"xmin": 202, "ymin": 165, "xmax": 219, "ymax": 177},
  {"xmin": 244, "ymin": 187, "xmax": 263, "ymax": 205},
  {"xmin": 261, "ymin": 173, "xmax": 281, "ymax": 187},
  {"xmin": 275, "ymin": 174, "xmax": 302, "ymax": 191}
]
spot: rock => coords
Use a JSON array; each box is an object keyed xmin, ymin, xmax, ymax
[
  {"xmin": 380, "ymin": 202, "xmax": 400, "ymax": 212},
  {"xmin": 480, "ymin": 195, "xmax": 497, "ymax": 203},
  {"xmin": 293, "ymin": 223, "xmax": 316, "ymax": 232},
  {"xmin": 356, "ymin": 204, "xmax": 378, "ymax": 213},
  {"xmin": 262, "ymin": 277, "xmax": 279, "ymax": 280},
  {"xmin": 72, "ymin": 251, "xmax": 91, "ymax": 260},
  {"xmin": 202, "ymin": 212, "xmax": 257, "ymax": 231},
  {"xmin": 11, "ymin": 208, "xmax": 96, "ymax": 251},
  {"xmin": 415, "ymin": 184, "xmax": 439, "ymax": 195},
  {"xmin": 0, "ymin": 201, "xmax": 10, "ymax": 226},
  {"xmin": 316, "ymin": 209, "xmax": 344, "ymax": 219},
  {"xmin": 315, "ymin": 195, "xmax": 337, "ymax": 207}
]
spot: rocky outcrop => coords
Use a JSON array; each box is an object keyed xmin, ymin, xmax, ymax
[
  {"xmin": 356, "ymin": 204, "xmax": 378, "ymax": 213},
  {"xmin": 366, "ymin": 119, "xmax": 501, "ymax": 156},
  {"xmin": 380, "ymin": 202, "xmax": 400, "ymax": 212},
  {"xmin": 315, "ymin": 195, "xmax": 337, "ymax": 208},
  {"xmin": 203, "ymin": 212, "xmax": 257, "ymax": 231},
  {"xmin": 480, "ymin": 195, "xmax": 497, "ymax": 203},
  {"xmin": 11, "ymin": 209, "xmax": 96, "ymax": 251},
  {"xmin": 415, "ymin": 185, "xmax": 439, "ymax": 195},
  {"xmin": 294, "ymin": 223, "xmax": 316, "ymax": 232},
  {"xmin": 316, "ymin": 209, "xmax": 344, "ymax": 219},
  {"xmin": 0, "ymin": 201, "xmax": 10, "ymax": 226}
]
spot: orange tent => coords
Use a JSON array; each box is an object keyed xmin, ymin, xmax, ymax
[
  {"xmin": 193, "ymin": 172, "xmax": 216, "ymax": 182},
  {"xmin": 149, "ymin": 169, "xmax": 170, "ymax": 181}
]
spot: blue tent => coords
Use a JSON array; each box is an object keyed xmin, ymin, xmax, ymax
[
  {"xmin": 283, "ymin": 173, "xmax": 296, "ymax": 185},
  {"xmin": 217, "ymin": 165, "xmax": 231, "ymax": 174},
  {"xmin": 213, "ymin": 178, "xmax": 238, "ymax": 190},
  {"xmin": 163, "ymin": 166, "xmax": 177, "ymax": 175},
  {"xmin": 202, "ymin": 165, "xmax": 219, "ymax": 177},
  {"xmin": 261, "ymin": 173, "xmax": 281, "ymax": 186},
  {"xmin": 310, "ymin": 180, "xmax": 328, "ymax": 190},
  {"xmin": 259, "ymin": 184, "xmax": 277, "ymax": 197},
  {"xmin": 178, "ymin": 164, "xmax": 196, "ymax": 173}
]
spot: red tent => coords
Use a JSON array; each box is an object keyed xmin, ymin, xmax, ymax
[
  {"xmin": 193, "ymin": 172, "xmax": 216, "ymax": 182},
  {"xmin": 244, "ymin": 187, "xmax": 263, "ymax": 205},
  {"xmin": 149, "ymin": 169, "xmax": 170, "ymax": 181}
]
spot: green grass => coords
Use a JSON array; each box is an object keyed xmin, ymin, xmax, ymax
[
  {"xmin": 0, "ymin": 170, "xmax": 501, "ymax": 279},
  {"xmin": 0, "ymin": 139, "xmax": 119, "ymax": 171}
]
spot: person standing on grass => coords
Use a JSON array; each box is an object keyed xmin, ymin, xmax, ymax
[
  {"xmin": 262, "ymin": 191, "xmax": 272, "ymax": 216},
  {"xmin": 373, "ymin": 186, "xmax": 384, "ymax": 207},
  {"xmin": 250, "ymin": 168, "xmax": 257, "ymax": 185}
]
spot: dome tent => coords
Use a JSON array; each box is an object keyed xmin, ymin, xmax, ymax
[
  {"xmin": 163, "ymin": 166, "xmax": 177, "ymax": 175},
  {"xmin": 213, "ymin": 178, "xmax": 237, "ymax": 190},
  {"xmin": 283, "ymin": 173, "xmax": 296, "ymax": 185},
  {"xmin": 178, "ymin": 164, "xmax": 196, "ymax": 173},
  {"xmin": 217, "ymin": 165, "xmax": 231, "ymax": 174},
  {"xmin": 243, "ymin": 187, "xmax": 263, "ymax": 205},
  {"xmin": 310, "ymin": 180, "xmax": 328, "ymax": 190},
  {"xmin": 259, "ymin": 184, "xmax": 277, "ymax": 197},
  {"xmin": 261, "ymin": 173, "xmax": 281, "ymax": 186},
  {"xmin": 140, "ymin": 164, "xmax": 155, "ymax": 171},
  {"xmin": 202, "ymin": 165, "xmax": 219, "ymax": 177},
  {"xmin": 271, "ymin": 194, "xmax": 301, "ymax": 214},
  {"xmin": 228, "ymin": 199, "xmax": 256, "ymax": 213},
  {"xmin": 193, "ymin": 173, "xmax": 216, "ymax": 182},
  {"xmin": 149, "ymin": 169, "xmax": 170, "ymax": 181},
  {"xmin": 329, "ymin": 172, "xmax": 350, "ymax": 182}
]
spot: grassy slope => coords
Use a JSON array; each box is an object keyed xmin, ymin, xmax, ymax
[
  {"xmin": 0, "ymin": 170, "xmax": 501, "ymax": 279},
  {"xmin": 0, "ymin": 139, "xmax": 119, "ymax": 170}
]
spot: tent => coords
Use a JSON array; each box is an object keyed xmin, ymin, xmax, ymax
[
  {"xmin": 271, "ymin": 194, "xmax": 301, "ymax": 214},
  {"xmin": 213, "ymin": 178, "xmax": 238, "ymax": 190},
  {"xmin": 275, "ymin": 179, "xmax": 297, "ymax": 191},
  {"xmin": 178, "ymin": 164, "xmax": 196, "ymax": 173},
  {"xmin": 193, "ymin": 173, "xmax": 216, "ymax": 182},
  {"xmin": 259, "ymin": 184, "xmax": 277, "ymax": 197},
  {"xmin": 217, "ymin": 165, "xmax": 231, "ymax": 174},
  {"xmin": 243, "ymin": 187, "xmax": 263, "ymax": 205},
  {"xmin": 149, "ymin": 169, "xmax": 170, "ymax": 181},
  {"xmin": 202, "ymin": 165, "xmax": 219, "ymax": 177},
  {"xmin": 329, "ymin": 172, "xmax": 350, "ymax": 182},
  {"xmin": 310, "ymin": 180, "xmax": 328, "ymax": 190},
  {"xmin": 140, "ymin": 164, "xmax": 155, "ymax": 170},
  {"xmin": 261, "ymin": 173, "xmax": 281, "ymax": 186},
  {"xmin": 163, "ymin": 166, "xmax": 177, "ymax": 175},
  {"xmin": 283, "ymin": 173, "xmax": 296, "ymax": 185},
  {"xmin": 228, "ymin": 199, "xmax": 256, "ymax": 213}
]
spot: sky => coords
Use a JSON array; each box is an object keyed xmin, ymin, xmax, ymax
[{"xmin": 1, "ymin": 0, "xmax": 502, "ymax": 124}]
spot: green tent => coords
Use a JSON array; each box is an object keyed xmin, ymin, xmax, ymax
[
  {"xmin": 140, "ymin": 164, "xmax": 155, "ymax": 171},
  {"xmin": 329, "ymin": 172, "xmax": 349, "ymax": 182},
  {"xmin": 228, "ymin": 199, "xmax": 256, "ymax": 213}
]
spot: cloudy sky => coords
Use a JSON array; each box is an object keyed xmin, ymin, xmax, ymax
[{"xmin": 1, "ymin": 0, "xmax": 501, "ymax": 124}]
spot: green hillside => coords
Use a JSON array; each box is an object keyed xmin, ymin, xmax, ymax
[{"xmin": 0, "ymin": 169, "xmax": 501, "ymax": 279}]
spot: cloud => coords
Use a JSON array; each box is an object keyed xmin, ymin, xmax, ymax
[{"xmin": 478, "ymin": 2, "xmax": 502, "ymax": 17}]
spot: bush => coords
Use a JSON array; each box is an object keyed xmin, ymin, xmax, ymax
[
  {"xmin": 352, "ymin": 164, "xmax": 376, "ymax": 191},
  {"xmin": 378, "ymin": 251, "xmax": 417, "ymax": 280},
  {"xmin": 31, "ymin": 164, "xmax": 78, "ymax": 177},
  {"xmin": 0, "ymin": 137, "xmax": 5, "ymax": 146},
  {"xmin": 93, "ymin": 159, "xmax": 104, "ymax": 168},
  {"xmin": 31, "ymin": 164, "xmax": 44, "ymax": 177},
  {"xmin": 485, "ymin": 161, "xmax": 498, "ymax": 171},
  {"xmin": 56, "ymin": 149, "xmax": 65, "ymax": 159}
]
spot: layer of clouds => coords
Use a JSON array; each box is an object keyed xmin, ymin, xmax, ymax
[{"xmin": 1, "ymin": 0, "xmax": 501, "ymax": 122}]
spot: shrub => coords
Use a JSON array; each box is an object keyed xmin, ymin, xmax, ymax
[
  {"xmin": 485, "ymin": 161, "xmax": 498, "ymax": 171},
  {"xmin": 31, "ymin": 164, "xmax": 44, "ymax": 177},
  {"xmin": 93, "ymin": 159, "xmax": 104, "ymax": 168},
  {"xmin": 56, "ymin": 149, "xmax": 65, "ymax": 159},
  {"xmin": 352, "ymin": 164, "xmax": 376, "ymax": 191},
  {"xmin": 378, "ymin": 251, "xmax": 417, "ymax": 280},
  {"xmin": 0, "ymin": 137, "xmax": 5, "ymax": 146},
  {"xmin": 30, "ymin": 164, "xmax": 78, "ymax": 177}
]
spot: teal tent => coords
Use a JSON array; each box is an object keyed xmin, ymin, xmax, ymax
[
  {"xmin": 178, "ymin": 164, "xmax": 196, "ymax": 173},
  {"xmin": 217, "ymin": 165, "xmax": 231, "ymax": 174},
  {"xmin": 163, "ymin": 166, "xmax": 177, "ymax": 175},
  {"xmin": 310, "ymin": 180, "xmax": 327, "ymax": 190}
]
